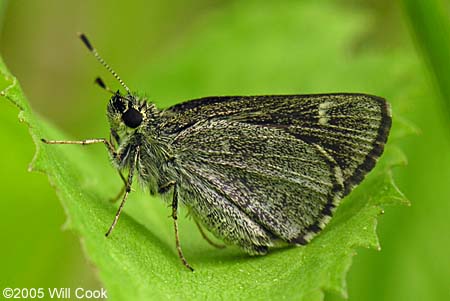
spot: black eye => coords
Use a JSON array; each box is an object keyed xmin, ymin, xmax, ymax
[{"xmin": 122, "ymin": 107, "xmax": 143, "ymax": 128}]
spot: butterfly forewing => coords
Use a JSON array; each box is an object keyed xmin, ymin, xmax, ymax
[{"xmin": 160, "ymin": 93, "xmax": 391, "ymax": 250}]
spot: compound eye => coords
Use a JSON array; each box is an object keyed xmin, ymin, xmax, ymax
[{"xmin": 122, "ymin": 107, "xmax": 143, "ymax": 128}]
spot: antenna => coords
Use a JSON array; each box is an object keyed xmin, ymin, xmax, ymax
[
  {"xmin": 78, "ymin": 32, "xmax": 131, "ymax": 94},
  {"xmin": 94, "ymin": 77, "xmax": 114, "ymax": 94}
]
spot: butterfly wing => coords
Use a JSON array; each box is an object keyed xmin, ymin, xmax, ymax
[
  {"xmin": 162, "ymin": 94, "xmax": 391, "ymax": 251},
  {"xmin": 162, "ymin": 94, "xmax": 391, "ymax": 193},
  {"xmin": 171, "ymin": 119, "xmax": 345, "ymax": 252}
]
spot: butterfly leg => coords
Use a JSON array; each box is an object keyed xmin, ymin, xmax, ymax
[
  {"xmin": 105, "ymin": 146, "xmax": 139, "ymax": 237},
  {"xmin": 41, "ymin": 138, "xmax": 117, "ymax": 157},
  {"xmin": 171, "ymin": 183, "xmax": 194, "ymax": 271},
  {"xmin": 109, "ymin": 171, "xmax": 127, "ymax": 203},
  {"xmin": 41, "ymin": 138, "xmax": 130, "ymax": 204},
  {"xmin": 194, "ymin": 219, "xmax": 226, "ymax": 249}
]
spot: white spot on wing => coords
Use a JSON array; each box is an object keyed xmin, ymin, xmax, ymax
[{"xmin": 318, "ymin": 101, "xmax": 333, "ymax": 125}]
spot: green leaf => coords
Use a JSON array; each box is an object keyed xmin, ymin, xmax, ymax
[
  {"xmin": 0, "ymin": 2, "xmax": 411, "ymax": 300},
  {"xmin": 402, "ymin": 0, "xmax": 450, "ymax": 131}
]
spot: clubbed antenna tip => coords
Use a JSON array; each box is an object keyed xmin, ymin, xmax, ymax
[
  {"xmin": 77, "ymin": 32, "xmax": 131, "ymax": 94},
  {"xmin": 78, "ymin": 32, "xmax": 93, "ymax": 51},
  {"xmin": 94, "ymin": 76, "xmax": 114, "ymax": 94},
  {"xmin": 95, "ymin": 77, "xmax": 107, "ymax": 89}
]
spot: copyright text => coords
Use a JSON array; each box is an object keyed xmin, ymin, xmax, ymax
[{"xmin": 2, "ymin": 287, "xmax": 107, "ymax": 299}]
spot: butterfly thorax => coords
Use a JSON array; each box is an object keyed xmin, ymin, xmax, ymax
[{"xmin": 106, "ymin": 91, "xmax": 175, "ymax": 193}]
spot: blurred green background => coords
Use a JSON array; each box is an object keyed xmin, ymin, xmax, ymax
[{"xmin": 0, "ymin": 0, "xmax": 449, "ymax": 300}]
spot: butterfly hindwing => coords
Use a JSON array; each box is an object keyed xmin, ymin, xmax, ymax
[{"xmin": 170, "ymin": 120, "xmax": 344, "ymax": 249}]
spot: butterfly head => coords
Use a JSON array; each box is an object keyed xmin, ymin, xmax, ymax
[
  {"xmin": 76, "ymin": 33, "xmax": 161, "ymax": 144},
  {"xmin": 107, "ymin": 91, "xmax": 159, "ymax": 143}
]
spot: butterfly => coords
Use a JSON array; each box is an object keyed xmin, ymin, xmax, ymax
[{"xmin": 42, "ymin": 33, "xmax": 391, "ymax": 271}]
